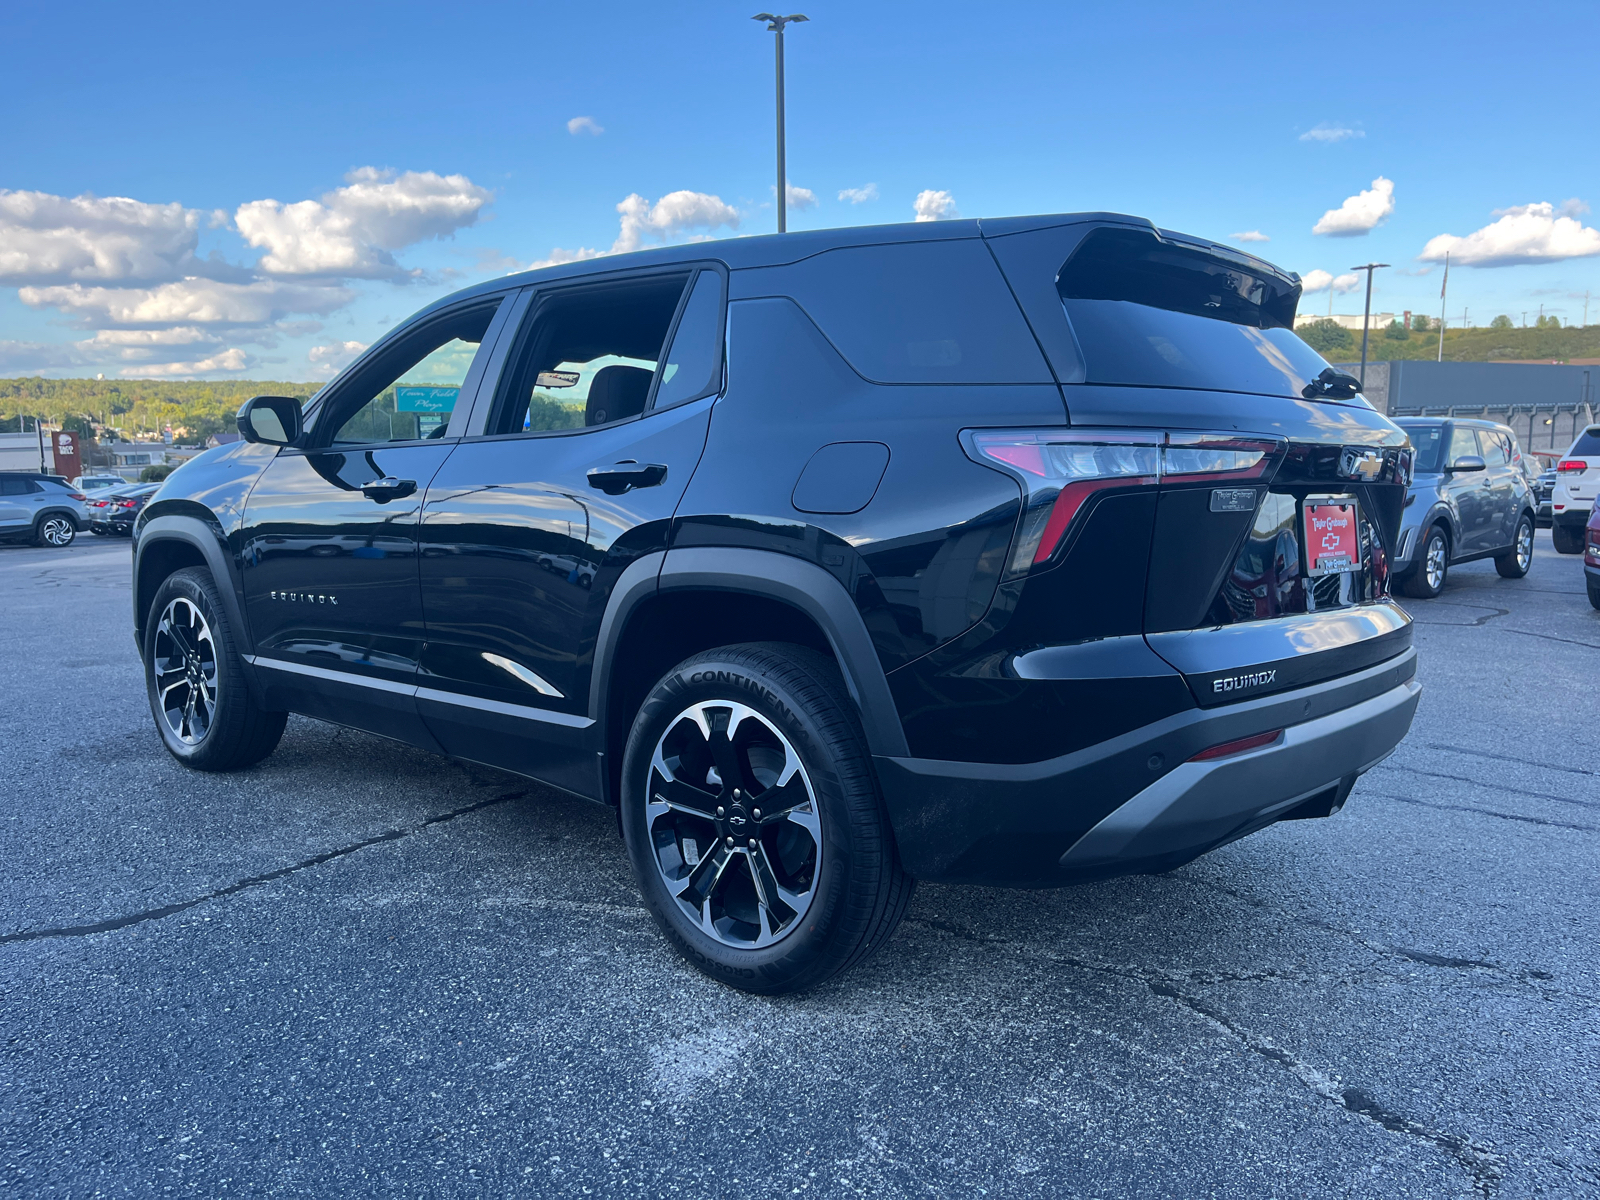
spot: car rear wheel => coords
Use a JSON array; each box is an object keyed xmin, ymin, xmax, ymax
[
  {"xmin": 1401, "ymin": 525, "xmax": 1449, "ymax": 598},
  {"xmin": 1552, "ymin": 523, "xmax": 1585, "ymax": 554},
  {"xmin": 1589, "ymin": 576, "xmax": 1600, "ymax": 611},
  {"xmin": 143, "ymin": 567, "xmax": 287, "ymax": 771},
  {"xmin": 620, "ymin": 642, "xmax": 913, "ymax": 994},
  {"xmin": 1495, "ymin": 514, "xmax": 1535, "ymax": 578},
  {"xmin": 34, "ymin": 514, "xmax": 76, "ymax": 547}
]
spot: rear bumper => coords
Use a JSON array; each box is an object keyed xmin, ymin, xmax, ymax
[
  {"xmin": 1554, "ymin": 507, "xmax": 1592, "ymax": 529},
  {"xmin": 876, "ymin": 649, "xmax": 1419, "ymax": 886}
]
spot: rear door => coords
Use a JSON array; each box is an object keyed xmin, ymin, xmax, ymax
[
  {"xmin": 239, "ymin": 294, "xmax": 513, "ymax": 743},
  {"xmin": 0, "ymin": 477, "xmax": 31, "ymax": 531},
  {"xmin": 1443, "ymin": 425, "xmax": 1493, "ymax": 553},
  {"xmin": 416, "ymin": 268, "xmax": 724, "ymax": 796},
  {"xmin": 1479, "ymin": 428, "xmax": 1518, "ymax": 546}
]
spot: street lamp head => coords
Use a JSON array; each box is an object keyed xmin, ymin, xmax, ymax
[
  {"xmin": 753, "ymin": 12, "xmax": 808, "ymax": 30},
  {"xmin": 1349, "ymin": 263, "xmax": 1390, "ymax": 271}
]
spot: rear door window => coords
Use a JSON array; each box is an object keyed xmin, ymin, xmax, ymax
[
  {"xmin": 1055, "ymin": 227, "xmax": 1338, "ymax": 401},
  {"xmin": 1481, "ymin": 431, "xmax": 1510, "ymax": 467}
]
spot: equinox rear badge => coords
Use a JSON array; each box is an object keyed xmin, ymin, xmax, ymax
[{"xmin": 1213, "ymin": 669, "xmax": 1276, "ymax": 694}]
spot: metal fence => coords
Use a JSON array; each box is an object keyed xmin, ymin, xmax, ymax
[{"xmin": 1386, "ymin": 402, "xmax": 1595, "ymax": 454}]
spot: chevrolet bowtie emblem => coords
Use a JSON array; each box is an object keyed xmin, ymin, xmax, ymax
[{"xmin": 1339, "ymin": 448, "xmax": 1384, "ymax": 481}]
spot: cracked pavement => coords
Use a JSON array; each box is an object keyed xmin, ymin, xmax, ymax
[{"xmin": 2, "ymin": 534, "xmax": 1597, "ymax": 1198}]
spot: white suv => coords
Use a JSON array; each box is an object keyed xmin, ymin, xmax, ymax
[{"xmin": 1552, "ymin": 425, "xmax": 1600, "ymax": 554}]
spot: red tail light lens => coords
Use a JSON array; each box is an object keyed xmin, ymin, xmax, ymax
[
  {"xmin": 69, "ymin": 492, "xmax": 86, "ymax": 501},
  {"xmin": 1558, "ymin": 459, "xmax": 1588, "ymax": 473},
  {"xmin": 116, "ymin": 499, "xmax": 139, "ymax": 508},
  {"xmin": 963, "ymin": 429, "xmax": 1284, "ymax": 572},
  {"xmin": 1189, "ymin": 729, "xmax": 1283, "ymax": 761}
]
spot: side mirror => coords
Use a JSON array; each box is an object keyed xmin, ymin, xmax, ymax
[
  {"xmin": 1449, "ymin": 454, "xmax": 1486, "ymax": 473},
  {"xmin": 237, "ymin": 395, "xmax": 303, "ymax": 446},
  {"xmin": 1301, "ymin": 367, "xmax": 1362, "ymax": 400}
]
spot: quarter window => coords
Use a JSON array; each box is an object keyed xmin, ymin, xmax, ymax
[{"xmin": 653, "ymin": 271, "xmax": 725, "ymax": 409}]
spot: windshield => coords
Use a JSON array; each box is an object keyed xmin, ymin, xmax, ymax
[
  {"xmin": 1056, "ymin": 228, "xmax": 1354, "ymax": 402},
  {"xmin": 1398, "ymin": 422, "xmax": 1447, "ymax": 473}
]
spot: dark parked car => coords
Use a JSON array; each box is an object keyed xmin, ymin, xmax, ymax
[
  {"xmin": 1389, "ymin": 419, "xmax": 1537, "ymax": 598},
  {"xmin": 131, "ymin": 214, "xmax": 1421, "ymax": 992},
  {"xmin": 87, "ymin": 482, "xmax": 160, "ymax": 536},
  {"xmin": 1535, "ymin": 463, "xmax": 1557, "ymax": 527},
  {"xmin": 1586, "ymin": 507, "xmax": 1600, "ymax": 609}
]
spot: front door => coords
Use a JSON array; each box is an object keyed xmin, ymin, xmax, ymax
[
  {"xmin": 240, "ymin": 294, "xmax": 511, "ymax": 743},
  {"xmin": 416, "ymin": 268, "xmax": 725, "ymax": 796}
]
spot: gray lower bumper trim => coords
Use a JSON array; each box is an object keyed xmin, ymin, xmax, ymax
[{"xmin": 1060, "ymin": 677, "xmax": 1422, "ymax": 870}]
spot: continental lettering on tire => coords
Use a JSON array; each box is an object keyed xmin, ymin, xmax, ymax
[
  {"xmin": 1212, "ymin": 669, "xmax": 1277, "ymax": 695},
  {"xmin": 684, "ymin": 669, "xmax": 793, "ymax": 722}
]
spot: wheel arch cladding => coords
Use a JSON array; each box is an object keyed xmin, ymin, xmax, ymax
[{"xmin": 134, "ymin": 516, "xmax": 251, "ymax": 655}]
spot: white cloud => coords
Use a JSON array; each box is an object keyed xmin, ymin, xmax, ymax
[
  {"xmin": 235, "ymin": 167, "xmax": 492, "ymax": 278},
  {"xmin": 1419, "ymin": 201, "xmax": 1600, "ymax": 267},
  {"xmin": 785, "ymin": 184, "xmax": 817, "ymax": 211},
  {"xmin": 120, "ymin": 348, "xmax": 253, "ymax": 378},
  {"xmin": 1230, "ymin": 230, "xmax": 1270, "ymax": 243},
  {"xmin": 1299, "ymin": 269, "xmax": 1362, "ymax": 295},
  {"xmin": 1300, "ymin": 124, "xmax": 1364, "ymax": 144},
  {"xmin": 913, "ymin": 189, "xmax": 959, "ymax": 222},
  {"xmin": 0, "ymin": 190, "xmax": 202, "ymax": 285},
  {"xmin": 525, "ymin": 247, "xmax": 606, "ymax": 271},
  {"xmin": 19, "ymin": 278, "xmax": 354, "ymax": 328},
  {"xmin": 613, "ymin": 191, "xmax": 740, "ymax": 254},
  {"xmin": 838, "ymin": 184, "xmax": 879, "ymax": 205},
  {"xmin": 1312, "ymin": 177, "xmax": 1395, "ymax": 237},
  {"xmin": 566, "ymin": 116, "xmax": 604, "ymax": 136},
  {"xmin": 308, "ymin": 340, "xmax": 369, "ymax": 375}
]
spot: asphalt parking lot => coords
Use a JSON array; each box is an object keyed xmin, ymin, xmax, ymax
[{"xmin": 2, "ymin": 533, "xmax": 1596, "ymax": 1199}]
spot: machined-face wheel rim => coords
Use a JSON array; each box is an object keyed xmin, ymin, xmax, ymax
[
  {"xmin": 1516, "ymin": 519, "xmax": 1533, "ymax": 571},
  {"xmin": 645, "ymin": 700, "xmax": 822, "ymax": 950},
  {"xmin": 1425, "ymin": 534, "xmax": 1447, "ymax": 591},
  {"xmin": 41, "ymin": 516, "xmax": 73, "ymax": 545},
  {"xmin": 152, "ymin": 597, "xmax": 219, "ymax": 745}
]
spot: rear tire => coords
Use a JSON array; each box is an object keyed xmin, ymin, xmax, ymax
[
  {"xmin": 1401, "ymin": 525, "xmax": 1450, "ymax": 598},
  {"xmin": 34, "ymin": 514, "xmax": 76, "ymax": 547},
  {"xmin": 1589, "ymin": 576, "xmax": 1600, "ymax": 611},
  {"xmin": 1495, "ymin": 513, "xmax": 1535, "ymax": 578},
  {"xmin": 620, "ymin": 642, "xmax": 913, "ymax": 994},
  {"xmin": 1553, "ymin": 523, "xmax": 1585, "ymax": 554},
  {"xmin": 143, "ymin": 567, "xmax": 287, "ymax": 771}
]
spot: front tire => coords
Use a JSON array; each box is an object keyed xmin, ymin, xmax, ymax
[
  {"xmin": 1401, "ymin": 525, "xmax": 1450, "ymax": 598},
  {"xmin": 1495, "ymin": 513, "xmax": 1535, "ymax": 578},
  {"xmin": 34, "ymin": 514, "xmax": 76, "ymax": 547},
  {"xmin": 143, "ymin": 567, "xmax": 287, "ymax": 771},
  {"xmin": 1553, "ymin": 523, "xmax": 1585, "ymax": 554},
  {"xmin": 620, "ymin": 643, "xmax": 913, "ymax": 994}
]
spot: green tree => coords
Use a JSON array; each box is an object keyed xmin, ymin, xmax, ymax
[
  {"xmin": 1491, "ymin": 314, "xmax": 1514, "ymax": 329},
  {"xmin": 139, "ymin": 463, "xmax": 176, "ymax": 482},
  {"xmin": 1411, "ymin": 313, "xmax": 1431, "ymax": 332},
  {"xmin": 1536, "ymin": 314, "xmax": 1561, "ymax": 329},
  {"xmin": 1384, "ymin": 318, "xmax": 1410, "ymax": 341},
  {"xmin": 1297, "ymin": 319, "xmax": 1354, "ymax": 356}
]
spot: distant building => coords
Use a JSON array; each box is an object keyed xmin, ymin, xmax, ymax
[
  {"xmin": 0, "ymin": 431, "xmax": 52, "ymax": 474},
  {"xmin": 206, "ymin": 431, "xmax": 242, "ymax": 448},
  {"xmin": 1294, "ymin": 312, "xmax": 1397, "ymax": 331}
]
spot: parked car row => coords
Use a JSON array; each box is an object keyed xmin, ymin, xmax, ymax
[{"xmin": 86, "ymin": 482, "xmax": 160, "ymax": 536}]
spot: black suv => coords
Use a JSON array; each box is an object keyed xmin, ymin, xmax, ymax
[{"xmin": 132, "ymin": 215, "xmax": 1421, "ymax": 993}]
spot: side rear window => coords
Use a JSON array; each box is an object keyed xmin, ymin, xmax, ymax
[
  {"xmin": 1481, "ymin": 431, "xmax": 1510, "ymax": 467},
  {"xmin": 0, "ymin": 478, "xmax": 29, "ymax": 496},
  {"xmin": 762, "ymin": 240, "xmax": 1052, "ymax": 384},
  {"xmin": 1055, "ymin": 227, "xmax": 1339, "ymax": 401}
]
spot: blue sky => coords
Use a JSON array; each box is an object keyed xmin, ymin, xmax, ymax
[{"xmin": 4, "ymin": 0, "xmax": 1599, "ymax": 380}]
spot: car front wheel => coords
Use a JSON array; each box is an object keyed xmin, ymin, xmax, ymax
[
  {"xmin": 1401, "ymin": 526, "xmax": 1450, "ymax": 598},
  {"xmin": 621, "ymin": 642, "xmax": 913, "ymax": 994},
  {"xmin": 143, "ymin": 567, "xmax": 287, "ymax": 771},
  {"xmin": 1495, "ymin": 513, "xmax": 1535, "ymax": 578}
]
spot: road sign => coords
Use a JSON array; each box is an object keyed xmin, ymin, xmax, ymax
[{"xmin": 395, "ymin": 386, "xmax": 459, "ymax": 413}]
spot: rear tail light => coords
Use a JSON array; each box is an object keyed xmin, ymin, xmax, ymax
[
  {"xmin": 963, "ymin": 429, "xmax": 1283, "ymax": 572},
  {"xmin": 1558, "ymin": 459, "xmax": 1589, "ymax": 473},
  {"xmin": 117, "ymin": 499, "xmax": 139, "ymax": 508},
  {"xmin": 69, "ymin": 492, "xmax": 86, "ymax": 501},
  {"xmin": 1189, "ymin": 729, "xmax": 1283, "ymax": 762}
]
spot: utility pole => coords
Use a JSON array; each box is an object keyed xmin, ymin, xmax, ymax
[
  {"xmin": 753, "ymin": 13, "xmax": 808, "ymax": 233},
  {"xmin": 1437, "ymin": 250, "xmax": 1449, "ymax": 363},
  {"xmin": 1351, "ymin": 262, "xmax": 1389, "ymax": 391}
]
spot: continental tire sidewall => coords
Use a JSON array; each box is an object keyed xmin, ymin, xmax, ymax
[{"xmin": 621, "ymin": 650, "xmax": 866, "ymax": 992}]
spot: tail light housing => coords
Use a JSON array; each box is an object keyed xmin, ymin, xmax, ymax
[
  {"xmin": 963, "ymin": 428, "xmax": 1284, "ymax": 575},
  {"xmin": 1558, "ymin": 459, "xmax": 1588, "ymax": 473}
]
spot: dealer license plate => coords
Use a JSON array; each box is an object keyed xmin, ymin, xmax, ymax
[{"xmin": 1303, "ymin": 498, "xmax": 1359, "ymax": 577}]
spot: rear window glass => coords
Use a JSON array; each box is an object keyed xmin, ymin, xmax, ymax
[
  {"xmin": 1571, "ymin": 427, "xmax": 1600, "ymax": 455},
  {"xmin": 1398, "ymin": 422, "xmax": 1447, "ymax": 472},
  {"xmin": 1056, "ymin": 228, "xmax": 1344, "ymax": 402},
  {"xmin": 770, "ymin": 240, "xmax": 1052, "ymax": 384}
]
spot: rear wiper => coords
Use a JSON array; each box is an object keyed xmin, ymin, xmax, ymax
[{"xmin": 1302, "ymin": 367, "xmax": 1361, "ymax": 400}]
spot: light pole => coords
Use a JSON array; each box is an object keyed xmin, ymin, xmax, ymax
[
  {"xmin": 753, "ymin": 12, "xmax": 808, "ymax": 233},
  {"xmin": 1350, "ymin": 262, "xmax": 1389, "ymax": 391}
]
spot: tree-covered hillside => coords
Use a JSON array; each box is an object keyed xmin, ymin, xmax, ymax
[
  {"xmin": 1295, "ymin": 321, "xmax": 1600, "ymax": 363},
  {"xmin": 0, "ymin": 378, "xmax": 323, "ymax": 441}
]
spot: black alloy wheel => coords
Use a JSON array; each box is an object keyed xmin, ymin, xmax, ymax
[
  {"xmin": 143, "ymin": 567, "xmax": 287, "ymax": 770},
  {"xmin": 1495, "ymin": 514, "xmax": 1535, "ymax": 579},
  {"xmin": 34, "ymin": 514, "xmax": 76, "ymax": 547},
  {"xmin": 621, "ymin": 643, "xmax": 913, "ymax": 994},
  {"xmin": 1401, "ymin": 526, "xmax": 1450, "ymax": 599}
]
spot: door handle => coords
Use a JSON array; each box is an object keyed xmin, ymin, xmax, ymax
[
  {"xmin": 360, "ymin": 476, "xmax": 417, "ymax": 503},
  {"xmin": 587, "ymin": 462, "xmax": 668, "ymax": 496}
]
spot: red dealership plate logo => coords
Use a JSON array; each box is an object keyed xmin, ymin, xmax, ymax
[{"xmin": 1304, "ymin": 500, "xmax": 1358, "ymax": 577}]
